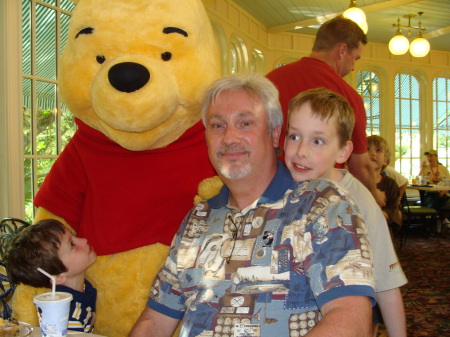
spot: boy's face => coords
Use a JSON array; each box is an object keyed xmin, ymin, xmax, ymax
[
  {"xmin": 368, "ymin": 143, "xmax": 387, "ymax": 173},
  {"xmin": 58, "ymin": 227, "xmax": 97, "ymax": 280},
  {"xmin": 284, "ymin": 104, "xmax": 350, "ymax": 181}
]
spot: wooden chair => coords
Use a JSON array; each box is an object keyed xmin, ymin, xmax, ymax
[
  {"xmin": 399, "ymin": 193, "xmax": 437, "ymax": 249},
  {"xmin": 0, "ymin": 218, "xmax": 31, "ymax": 319}
]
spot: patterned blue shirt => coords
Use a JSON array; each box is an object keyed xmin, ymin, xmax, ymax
[{"xmin": 148, "ymin": 162, "xmax": 375, "ymax": 336}]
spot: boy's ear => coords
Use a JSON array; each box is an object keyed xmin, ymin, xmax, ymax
[
  {"xmin": 55, "ymin": 273, "xmax": 67, "ymax": 285},
  {"xmin": 336, "ymin": 140, "xmax": 353, "ymax": 164}
]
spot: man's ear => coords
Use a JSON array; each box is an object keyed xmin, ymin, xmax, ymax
[
  {"xmin": 336, "ymin": 140, "xmax": 353, "ymax": 164},
  {"xmin": 337, "ymin": 43, "xmax": 348, "ymax": 59},
  {"xmin": 55, "ymin": 273, "xmax": 67, "ymax": 285},
  {"xmin": 271, "ymin": 125, "xmax": 282, "ymax": 148}
]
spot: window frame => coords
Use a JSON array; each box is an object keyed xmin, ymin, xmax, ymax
[{"xmin": 0, "ymin": 1, "xmax": 23, "ymax": 219}]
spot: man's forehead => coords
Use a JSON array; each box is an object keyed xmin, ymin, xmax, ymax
[
  {"xmin": 208, "ymin": 91, "xmax": 263, "ymax": 112},
  {"xmin": 213, "ymin": 89, "xmax": 254, "ymax": 103},
  {"xmin": 208, "ymin": 111, "xmax": 254, "ymax": 121}
]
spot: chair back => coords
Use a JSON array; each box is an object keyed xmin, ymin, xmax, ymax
[
  {"xmin": 0, "ymin": 218, "xmax": 31, "ymax": 319},
  {"xmin": 400, "ymin": 193, "xmax": 437, "ymax": 248}
]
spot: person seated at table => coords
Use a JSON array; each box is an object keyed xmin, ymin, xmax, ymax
[
  {"xmin": 6, "ymin": 219, "xmax": 98, "ymax": 333},
  {"xmin": 367, "ymin": 135, "xmax": 402, "ymax": 235},
  {"xmin": 419, "ymin": 149, "xmax": 450, "ymax": 184},
  {"xmin": 418, "ymin": 149, "xmax": 450, "ymax": 230}
]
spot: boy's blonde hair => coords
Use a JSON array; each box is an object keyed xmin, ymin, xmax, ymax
[
  {"xmin": 287, "ymin": 87, "xmax": 355, "ymax": 147},
  {"xmin": 367, "ymin": 135, "xmax": 391, "ymax": 171}
]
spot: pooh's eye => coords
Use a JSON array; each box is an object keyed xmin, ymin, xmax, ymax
[
  {"xmin": 161, "ymin": 52, "xmax": 172, "ymax": 61},
  {"xmin": 96, "ymin": 55, "xmax": 106, "ymax": 64}
]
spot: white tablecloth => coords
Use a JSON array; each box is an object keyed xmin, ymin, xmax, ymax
[{"xmin": 31, "ymin": 329, "xmax": 105, "ymax": 337}]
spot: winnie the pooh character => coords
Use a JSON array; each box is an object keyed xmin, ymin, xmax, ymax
[{"xmin": 11, "ymin": 0, "xmax": 220, "ymax": 336}]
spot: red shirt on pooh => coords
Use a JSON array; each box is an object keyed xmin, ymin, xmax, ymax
[{"xmin": 34, "ymin": 118, "xmax": 215, "ymax": 255}]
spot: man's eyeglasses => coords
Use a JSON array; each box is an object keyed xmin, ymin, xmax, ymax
[{"xmin": 220, "ymin": 213, "xmax": 242, "ymax": 264}]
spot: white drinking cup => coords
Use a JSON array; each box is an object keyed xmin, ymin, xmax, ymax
[{"xmin": 33, "ymin": 292, "xmax": 73, "ymax": 337}]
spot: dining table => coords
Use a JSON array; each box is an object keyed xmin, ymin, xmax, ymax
[
  {"xmin": 406, "ymin": 183, "xmax": 450, "ymax": 207},
  {"xmin": 30, "ymin": 329, "xmax": 106, "ymax": 337},
  {"xmin": 407, "ymin": 184, "xmax": 450, "ymax": 192}
]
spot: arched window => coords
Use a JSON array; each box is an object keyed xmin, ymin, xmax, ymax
[
  {"xmin": 432, "ymin": 76, "xmax": 450, "ymax": 168},
  {"xmin": 356, "ymin": 70, "xmax": 380, "ymax": 135},
  {"xmin": 250, "ymin": 49, "xmax": 265, "ymax": 74},
  {"xmin": 230, "ymin": 35, "xmax": 248, "ymax": 74},
  {"xmin": 394, "ymin": 74, "xmax": 421, "ymax": 177},
  {"xmin": 210, "ymin": 21, "xmax": 227, "ymax": 76}
]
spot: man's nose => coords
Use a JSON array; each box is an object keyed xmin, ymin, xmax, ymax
[{"xmin": 223, "ymin": 125, "xmax": 239, "ymax": 144}]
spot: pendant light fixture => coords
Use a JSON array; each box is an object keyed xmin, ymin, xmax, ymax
[
  {"xmin": 343, "ymin": 0, "xmax": 368, "ymax": 33},
  {"xmin": 388, "ymin": 13, "xmax": 430, "ymax": 57}
]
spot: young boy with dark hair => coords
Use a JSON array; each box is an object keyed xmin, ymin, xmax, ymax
[
  {"xmin": 6, "ymin": 219, "xmax": 97, "ymax": 332},
  {"xmin": 284, "ymin": 87, "xmax": 407, "ymax": 337}
]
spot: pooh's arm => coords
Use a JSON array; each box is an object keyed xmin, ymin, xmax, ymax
[
  {"xmin": 34, "ymin": 207, "xmax": 76, "ymax": 234},
  {"xmin": 11, "ymin": 285, "xmax": 48, "ymax": 326},
  {"xmin": 194, "ymin": 176, "xmax": 223, "ymax": 204}
]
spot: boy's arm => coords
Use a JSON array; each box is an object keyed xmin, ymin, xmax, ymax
[
  {"xmin": 398, "ymin": 182, "xmax": 407, "ymax": 202},
  {"xmin": 376, "ymin": 288, "xmax": 407, "ymax": 337},
  {"xmin": 129, "ymin": 307, "xmax": 180, "ymax": 337},
  {"xmin": 347, "ymin": 152, "xmax": 386, "ymax": 207},
  {"xmin": 306, "ymin": 296, "xmax": 372, "ymax": 337}
]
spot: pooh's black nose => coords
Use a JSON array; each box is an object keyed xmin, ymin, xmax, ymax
[{"xmin": 108, "ymin": 62, "xmax": 150, "ymax": 93}]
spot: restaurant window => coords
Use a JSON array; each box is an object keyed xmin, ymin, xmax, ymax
[
  {"xmin": 211, "ymin": 21, "xmax": 227, "ymax": 76},
  {"xmin": 22, "ymin": 0, "xmax": 76, "ymax": 222},
  {"xmin": 432, "ymin": 76, "xmax": 450, "ymax": 168},
  {"xmin": 394, "ymin": 73, "xmax": 421, "ymax": 178},
  {"xmin": 356, "ymin": 70, "xmax": 380, "ymax": 135},
  {"xmin": 230, "ymin": 35, "xmax": 248, "ymax": 74},
  {"xmin": 250, "ymin": 48, "xmax": 265, "ymax": 74}
]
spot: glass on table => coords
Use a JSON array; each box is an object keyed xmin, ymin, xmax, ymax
[{"xmin": 419, "ymin": 176, "xmax": 428, "ymax": 185}]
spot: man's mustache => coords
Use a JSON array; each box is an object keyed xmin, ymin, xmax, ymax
[{"xmin": 217, "ymin": 146, "xmax": 250, "ymax": 156}]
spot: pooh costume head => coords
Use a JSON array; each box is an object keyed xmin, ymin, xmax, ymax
[{"xmin": 11, "ymin": 0, "xmax": 220, "ymax": 336}]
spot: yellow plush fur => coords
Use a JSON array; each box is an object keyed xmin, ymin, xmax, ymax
[
  {"xmin": 11, "ymin": 0, "xmax": 220, "ymax": 336},
  {"xmin": 194, "ymin": 176, "xmax": 224, "ymax": 204},
  {"xmin": 59, "ymin": 0, "xmax": 219, "ymax": 151}
]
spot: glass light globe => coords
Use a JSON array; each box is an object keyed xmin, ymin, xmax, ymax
[
  {"xmin": 359, "ymin": 20, "xmax": 368, "ymax": 34},
  {"xmin": 389, "ymin": 34, "xmax": 409, "ymax": 55},
  {"xmin": 410, "ymin": 37, "xmax": 430, "ymax": 57},
  {"xmin": 343, "ymin": 7, "xmax": 366, "ymax": 26}
]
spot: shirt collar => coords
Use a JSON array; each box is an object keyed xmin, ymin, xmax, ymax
[{"xmin": 208, "ymin": 161, "xmax": 295, "ymax": 209}]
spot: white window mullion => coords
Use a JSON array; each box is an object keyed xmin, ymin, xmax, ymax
[{"xmin": 0, "ymin": 0, "xmax": 24, "ymax": 219}]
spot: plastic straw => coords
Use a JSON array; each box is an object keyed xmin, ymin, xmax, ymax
[{"xmin": 37, "ymin": 267, "xmax": 56, "ymax": 296}]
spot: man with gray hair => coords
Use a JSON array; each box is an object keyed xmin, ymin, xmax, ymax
[{"xmin": 130, "ymin": 73, "xmax": 375, "ymax": 337}]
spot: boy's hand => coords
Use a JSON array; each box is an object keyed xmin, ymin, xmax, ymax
[{"xmin": 375, "ymin": 189, "xmax": 386, "ymax": 207}]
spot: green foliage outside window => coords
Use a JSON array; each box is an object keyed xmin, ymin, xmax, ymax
[{"xmin": 23, "ymin": 107, "xmax": 75, "ymax": 222}]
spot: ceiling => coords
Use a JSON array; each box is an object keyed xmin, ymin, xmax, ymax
[{"xmin": 231, "ymin": 0, "xmax": 450, "ymax": 53}]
